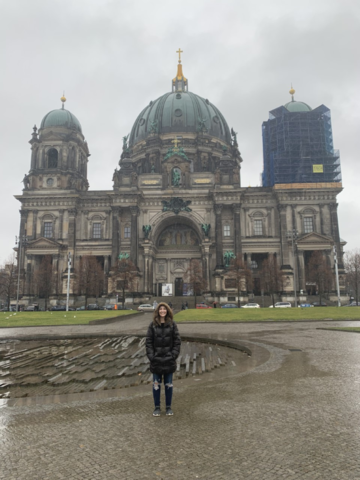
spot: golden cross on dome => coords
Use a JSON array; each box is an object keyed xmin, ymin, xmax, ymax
[
  {"xmin": 176, "ymin": 48, "xmax": 183, "ymax": 63},
  {"xmin": 172, "ymin": 137, "xmax": 180, "ymax": 150}
]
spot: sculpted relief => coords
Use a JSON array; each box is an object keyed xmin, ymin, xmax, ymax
[{"xmin": 158, "ymin": 224, "xmax": 199, "ymax": 247}]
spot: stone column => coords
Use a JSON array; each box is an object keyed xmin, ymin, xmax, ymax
[
  {"xmin": 232, "ymin": 203, "xmax": 242, "ymax": 257},
  {"xmin": 330, "ymin": 203, "xmax": 343, "ymax": 268},
  {"xmin": 58, "ymin": 210, "xmax": 64, "ymax": 239},
  {"xmin": 32, "ymin": 210, "xmax": 38, "ymax": 240},
  {"xmin": 278, "ymin": 204, "xmax": 290, "ymax": 267},
  {"xmin": 53, "ymin": 254, "xmax": 60, "ymax": 295},
  {"xmin": 111, "ymin": 207, "xmax": 121, "ymax": 266},
  {"xmin": 130, "ymin": 206, "xmax": 139, "ymax": 267},
  {"xmin": 297, "ymin": 250, "xmax": 305, "ymax": 292},
  {"xmin": 246, "ymin": 253, "xmax": 252, "ymax": 270},
  {"xmin": 82, "ymin": 210, "xmax": 89, "ymax": 240},
  {"xmin": 19, "ymin": 210, "xmax": 29, "ymax": 270},
  {"xmin": 144, "ymin": 253, "xmax": 150, "ymax": 292},
  {"xmin": 214, "ymin": 204, "xmax": 224, "ymax": 269},
  {"xmin": 103, "ymin": 255, "xmax": 109, "ymax": 295},
  {"xmin": 319, "ymin": 205, "xmax": 325, "ymax": 235},
  {"xmin": 25, "ymin": 255, "xmax": 32, "ymax": 295}
]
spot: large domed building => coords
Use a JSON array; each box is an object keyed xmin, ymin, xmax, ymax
[{"xmin": 16, "ymin": 54, "xmax": 346, "ymax": 306}]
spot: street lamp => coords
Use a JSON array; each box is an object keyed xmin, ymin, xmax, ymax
[
  {"xmin": 333, "ymin": 245, "xmax": 341, "ymax": 307},
  {"xmin": 15, "ymin": 235, "xmax": 28, "ymax": 312},
  {"xmin": 287, "ymin": 229, "xmax": 298, "ymax": 308},
  {"xmin": 66, "ymin": 252, "xmax": 71, "ymax": 312}
]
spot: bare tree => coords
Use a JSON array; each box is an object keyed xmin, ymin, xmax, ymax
[
  {"xmin": 226, "ymin": 256, "xmax": 253, "ymax": 307},
  {"xmin": 110, "ymin": 258, "xmax": 138, "ymax": 307},
  {"xmin": 75, "ymin": 256, "xmax": 104, "ymax": 307},
  {"xmin": 184, "ymin": 259, "xmax": 208, "ymax": 306},
  {"xmin": 344, "ymin": 249, "xmax": 360, "ymax": 303},
  {"xmin": 260, "ymin": 254, "xmax": 285, "ymax": 307},
  {"xmin": 306, "ymin": 251, "xmax": 333, "ymax": 304},
  {"xmin": 33, "ymin": 255, "xmax": 55, "ymax": 311},
  {"xmin": 0, "ymin": 254, "xmax": 18, "ymax": 311}
]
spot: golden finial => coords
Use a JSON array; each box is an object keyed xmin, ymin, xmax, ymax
[
  {"xmin": 176, "ymin": 48, "xmax": 183, "ymax": 64},
  {"xmin": 60, "ymin": 92, "xmax": 66, "ymax": 109},
  {"xmin": 289, "ymin": 84, "xmax": 295, "ymax": 101}
]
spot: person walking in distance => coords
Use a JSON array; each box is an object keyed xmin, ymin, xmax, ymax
[{"xmin": 146, "ymin": 302, "xmax": 181, "ymax": 416}]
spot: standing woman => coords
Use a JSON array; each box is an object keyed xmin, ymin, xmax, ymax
[{"xmin": 146, "ymin": 302, "xmax": 181, "ymax": 416}]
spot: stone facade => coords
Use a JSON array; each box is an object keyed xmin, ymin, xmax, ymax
[{"xmin": 16, "ymin": 67, "xmax": 346, "ymax": 302}]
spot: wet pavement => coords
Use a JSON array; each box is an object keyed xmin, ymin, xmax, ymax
[{"xmin": 1, "ymin": 315, "xmax": 360, "ymax": 479}]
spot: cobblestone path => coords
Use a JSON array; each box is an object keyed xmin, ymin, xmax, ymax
[{"xmin": 0, "ymin": 317, "xmax": 360, "ymax": 479}]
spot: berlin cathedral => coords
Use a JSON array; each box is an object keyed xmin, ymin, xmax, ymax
[{"xmin": 16, "ymin": 51, "xmax": 346, "ymax": 304}]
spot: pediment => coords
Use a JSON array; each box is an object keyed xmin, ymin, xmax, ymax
[
  {"xmin": 27, "ymin": 237, "xmax": 63, "ymax": 249},
  {"xmin": 297, "ymin": 232, "xmax": 332, "ymax": 245}
]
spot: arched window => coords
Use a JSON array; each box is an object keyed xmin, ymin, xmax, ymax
[{"xmin": 47, "ymin": 148, "xmax": 58, "ymax": 168}]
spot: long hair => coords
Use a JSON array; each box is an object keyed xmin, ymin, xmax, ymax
[{"xmin": 153, "ymin": 302, "xmax": 173, "ymax": 325}]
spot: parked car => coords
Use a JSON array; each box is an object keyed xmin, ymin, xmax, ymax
[
  {"xmin": 87, "ymin": 304, "xmax": 101, "ymax": 310},
  {"xmin": 115, "ymin": 305, "xmax": 133, "ymax": 310},
  {"xmin": 195, "ymin": 304, "xmax": 212, "ymax": 309},
  {"xmin": 137, "ymin": 304, "xmax": 155, "ymax": 312},
  {"xmin": 269, "ymin": 302, "xmax": 292, "ymax": 308},
  {"xmin": 298, "ymin": 303, "xmax": 313, "ymax": 308},
  {"xmin": 312, "ymin": 302, "xmax": 327, "ymax": 307},
  {"xmin": 242, "ymin": 303, "xmax": 260, "ymax": 308},
  {"xmin": 25, "ymin": 304, "xmax": 39, "ymax": 311},
  {"xmin": 343, "ymin": 302, "xmax": 360, "ymax": 307},
  {"xmin": 76, "ymin": 305, "xmax": 86, "ymax": 311},
  {"xmin": 103, "ymin": 305, "xmax": 115, "ymax": 310},
  {"xmin": 51, "ymin": 305, "xmax": 75, "ymax": 311},
  {"xmin": 50, "ymin": 305, "xmax": 66, "ymax": 311},
  {"xmin": 221, "ymin": 304, "xmax": 239, "ymax": 308}
]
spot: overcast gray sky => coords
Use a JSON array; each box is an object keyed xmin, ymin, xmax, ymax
[{"xmin": 0, "ymin": 0, "xmax": 359, "ymax": 264}]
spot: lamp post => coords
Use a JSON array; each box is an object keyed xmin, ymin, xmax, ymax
[
  {"xmin": 15, "ymin": 235, "xmax": 28, "ymax": 312},
  {"xmin": 333, "ymin": 245, "xmax": 341, "ymax": 307},
  {"xmin": 287, "ymin": 229, "xmax": 298, "ymax": 308},
  {"xmin": 66, "ymin": 252, "xmax": 71, "ymax": 312}
]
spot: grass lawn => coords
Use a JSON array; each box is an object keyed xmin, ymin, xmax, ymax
[
  {"xmin": 175, "ymin": 307, "xmax": 360, "ymax": 322},
  {"xmin": 322, "ymin": 327, "xmax": 360, "ymax": 333},
  {"xmin": 0, "ymin": 310, "xmax": 137, "ymax": 328}
]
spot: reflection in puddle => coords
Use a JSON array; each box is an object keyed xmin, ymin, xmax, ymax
[{"xmin": 0, "ymin": 336, "xmax": 230, "ymax": 400}]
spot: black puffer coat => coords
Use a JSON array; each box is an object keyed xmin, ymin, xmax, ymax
[{"xmin": 146, "ymin": 320, "xmax": 181, "ymax": 375}]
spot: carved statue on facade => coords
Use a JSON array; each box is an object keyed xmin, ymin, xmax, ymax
[
  {"xmin": 142, "ymin": 225, "xmax": 151, "ymax": 239},
  {"xmin": 118, "ymin": 253, "xmax": 130, "ymax": 260},
  {"xmin": 224, "ymin": 250, "xmax": 236, "ymax": 267},
  {"xmin": 151, "ymin": 163, "xmax": 155, "ymax": 173},
  {"xmin": 201, "ymin": 223, "xmax": 211, "ymax": 237},
  {"xmin": 122, "ymin": 134, "xmax": 129, "ymax": 151},
  {"xmin": 231, "ymin": 128, "xmax": 238, "ymax": 146},
  {"xmin": 172, "ymin": 168, "xmax": 181, "ymax": 186},
  {"xmin": 131, "ymin": 171, "xmax": 138, "ymax": 185},
  {"xmin": 149, "ymin": 120, "xmax": 158, "ymax": 134},
  {"xmin": 22, "ymin": 174, "xmax": 30, "ymax": 190},
  {"xmin": 112, "ymin": 168, "xmax": 121, "ymax": 187},
  {"xmin": 197, "ymin": 117, "xmax": 208, "ymax": 133}
]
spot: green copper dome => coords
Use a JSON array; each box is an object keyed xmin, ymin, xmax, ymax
[
  {"xmin": 129, "ymin": 91, "xmax": 231, "ymax": 146},
  {"xmin": 40, "ymin": 108, "xmax": 82, "ymax": 132},
  {"xmin": 284, "ymin": 100, "xmax": 312, "ymax": 113}
]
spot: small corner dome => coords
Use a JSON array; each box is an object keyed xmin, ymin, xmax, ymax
[
  {"xmin": 40, "ymin": 108, "xmax": 82, "ymax": 132},
  {"xmin": 284, "ymin": 100, "xmax": 312, "ymax": 113}
]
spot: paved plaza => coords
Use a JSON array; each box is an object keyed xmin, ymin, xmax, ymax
[{"xmin": 1, "ymin": 315, "xmax": 360, "ymax": 479}]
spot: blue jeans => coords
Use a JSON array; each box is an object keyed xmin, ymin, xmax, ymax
[{"xmin": 152, "ymin": 373, "xmax": 173, "ymax": 408}]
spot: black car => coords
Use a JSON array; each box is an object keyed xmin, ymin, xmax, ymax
[
  {"xmin": 50, "ymin": 305, "xmax": 75, "ymax": 311},
  {"xmin": 87, "ymin": 304, "xmax": 101, "ymax": 310}
]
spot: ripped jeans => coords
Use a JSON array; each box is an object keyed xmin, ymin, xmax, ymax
[{"xmin": 152, "ymin": 373, "xmax": 173, "ymax": 408}]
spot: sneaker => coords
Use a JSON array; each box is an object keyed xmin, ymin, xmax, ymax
[
  {"xmin": 166, "ymin": 407, "xmax": 174, "ymax": 416},
  {"xmin": 153, "ymin": 407, "xmax": 161, "ymax": 417}
]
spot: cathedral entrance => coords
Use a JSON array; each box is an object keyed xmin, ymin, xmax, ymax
[
  {"xmin": 154, "ymin": 222, "xmax": 203, "ymax": 296},
  {"xmin": 175, "ymin": 278, "xmax": 184, "ymax": 296}
]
